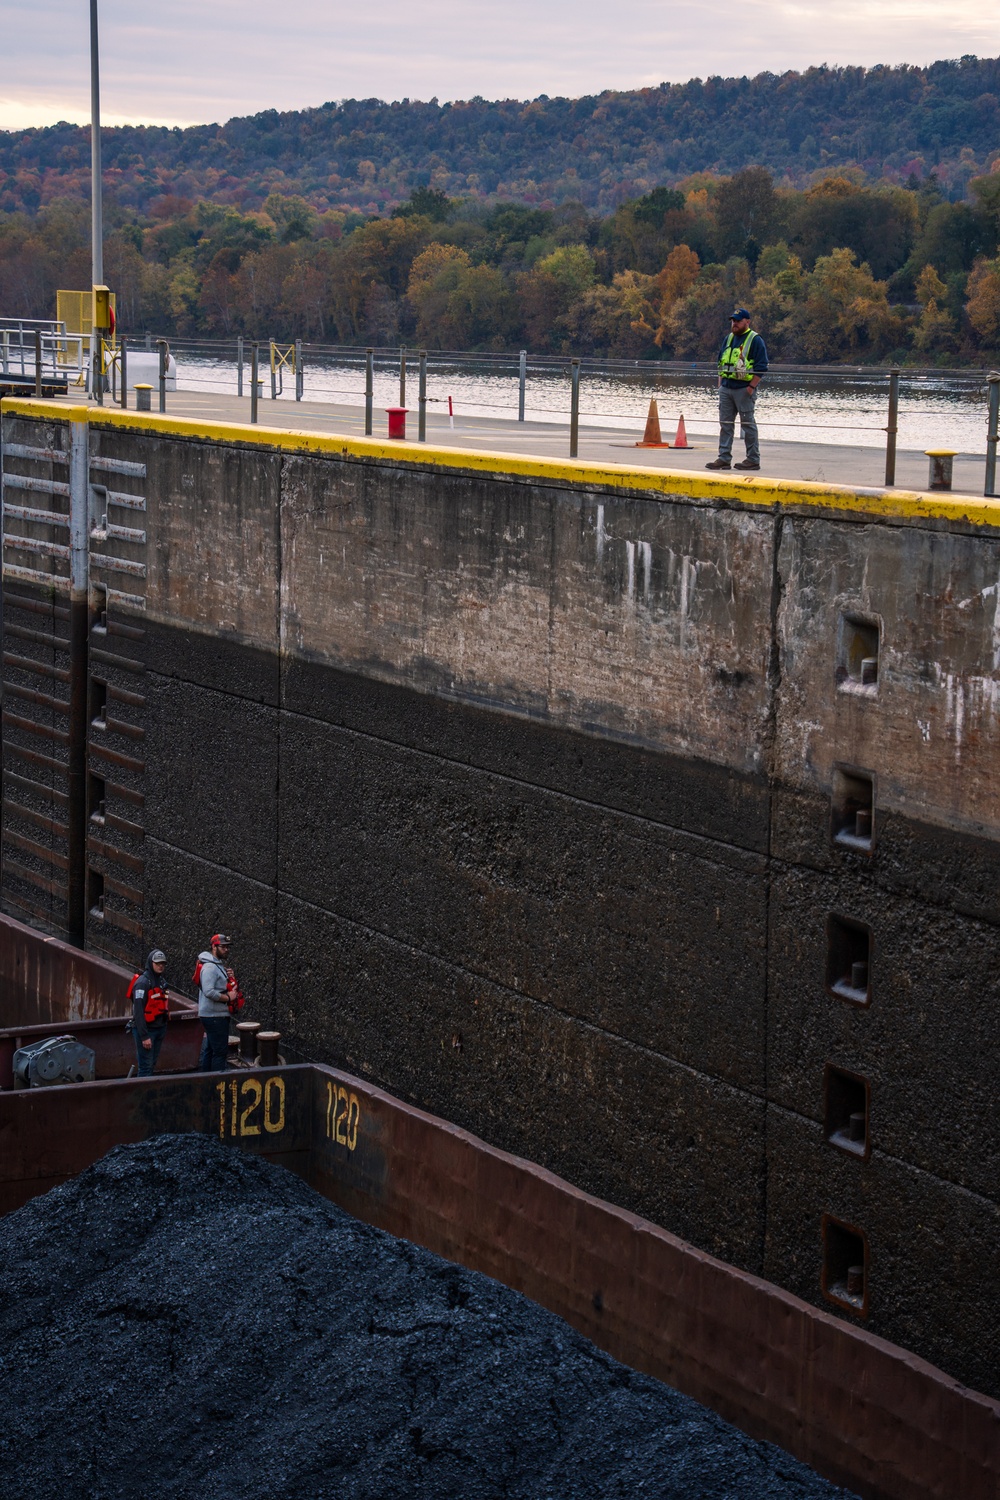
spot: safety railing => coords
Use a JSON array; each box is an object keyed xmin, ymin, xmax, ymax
[
  {"xmin": 0, "ymin": 324, "xmax": 89, "ymax": 392},
  {"xmin": 8, "ymin": 325, "xmax": 1000, "ymax": 496}
]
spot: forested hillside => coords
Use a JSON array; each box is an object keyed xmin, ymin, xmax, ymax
[
  {"xmin": 5, "ymin": 170, "xmax": 1000, "ymax": 365},
  {"xmin": 1, "ymin": 56, "xmax": 999, "ymax": 217}
]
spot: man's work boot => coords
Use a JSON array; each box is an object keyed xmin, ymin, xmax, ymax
[
  {"xmin": 705, "ymin": 458, "xmax": 731, "ymax": 470},
  {"xmin": 734, "ymin": 459, "xmax": 760, "ymax": 470}
]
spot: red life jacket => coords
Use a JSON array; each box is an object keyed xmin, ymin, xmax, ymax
[
  {"xmin": 143, "ymin": 984, "xmax": 170, "ymax": 1026},
  {"xmin": 127, "ymin": 972, "xmax": 169, "ymax": 1026}
]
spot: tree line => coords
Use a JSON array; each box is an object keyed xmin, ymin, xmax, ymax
[
  {"xmin": 5, "ymin": 168, "xmax": 1000, "ymax": 363},
  {"xmin": 2, "ymin": 56, "xmax": 998, "ymax": 217}
]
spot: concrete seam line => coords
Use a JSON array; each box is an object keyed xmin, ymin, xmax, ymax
[
  {"xmin": 143, "ymin": 832, "xmax": 767, "ymax": 1106},
  {"xmin": 9, "ymin": 398, "xmax": 1000, "ymax": 531}
]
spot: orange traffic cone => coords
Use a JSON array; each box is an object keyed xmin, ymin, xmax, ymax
[
  {"xmin": 672, "ymin": 413, "xmax": 691, "ymax": 449},
  {"xmin": 635, "ymin": 398, "xmax": 670, "ymax": 448}
]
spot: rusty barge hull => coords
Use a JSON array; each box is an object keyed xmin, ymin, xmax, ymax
[
  {"xmin": 0, "ymin": 1059, "xmax": 995, "ymax": 1500},
  {"xmin": 0, "ymin": 912, "xmax": 996, "ymax": 1500}
]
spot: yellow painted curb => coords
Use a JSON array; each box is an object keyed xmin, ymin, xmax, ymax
[{"xmin": 5, "ymin": 396, "xmax": 999, "ymax": 530}]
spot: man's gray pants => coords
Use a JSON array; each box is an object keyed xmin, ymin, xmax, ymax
[{"xmin": 718, "ymin": 385, "xmax": 759, "ymax": 463}]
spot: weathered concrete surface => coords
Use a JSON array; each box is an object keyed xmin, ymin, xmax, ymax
[{"xmin": 4, "ymin": 401, "xmax": 1000, "ymax": 1401}]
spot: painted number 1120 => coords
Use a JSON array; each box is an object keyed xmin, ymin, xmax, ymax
[{"xmin": 216, "ymin": 1076, "xmax": 286, "ymax": 1139}]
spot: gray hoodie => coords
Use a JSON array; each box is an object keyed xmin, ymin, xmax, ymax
[{"xmin": 197, "ymin": 950, "xmax": 231, "ymax": 1019}]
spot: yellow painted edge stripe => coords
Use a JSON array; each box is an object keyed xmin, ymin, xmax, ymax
[{"xmin": 5, "ymin": 396, "xmax": 1000, "ymax": 530}]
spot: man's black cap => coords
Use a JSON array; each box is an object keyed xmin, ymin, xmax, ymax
[{"xmin": 730, "ymin": 307, "xmax": 751, "ymax": 321}]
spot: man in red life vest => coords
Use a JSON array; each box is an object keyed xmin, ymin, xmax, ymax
[{"xmin": 130, "ymin": 949, "xmax": 170, "ymax": 1076}]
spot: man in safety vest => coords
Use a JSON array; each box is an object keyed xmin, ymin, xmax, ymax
[
  {"xmin": 130, "ymin": 949, "xmax": 170, "ymax": 1076},
  {"xmin": 706, "ymin": 308, "xmax": 768, "ymax": 472}
]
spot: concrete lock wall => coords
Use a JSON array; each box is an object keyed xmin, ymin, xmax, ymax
[{"xmin": 3, "ymin": 400, "xmax": 1000, "ymax": 1401}]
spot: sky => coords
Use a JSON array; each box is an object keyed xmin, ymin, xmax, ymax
[{"xmin": 0, "ymin": 0, "xmax": 995, "ymax": 131}]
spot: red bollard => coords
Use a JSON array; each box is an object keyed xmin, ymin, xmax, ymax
[{"xmin": 386, "ymin": 406, "xmax": 408, "ymax": 440}]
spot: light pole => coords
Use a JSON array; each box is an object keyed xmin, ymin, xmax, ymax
[{"xmin": 90, "ymin": 0, "xmax": 103, "ymax": 286}]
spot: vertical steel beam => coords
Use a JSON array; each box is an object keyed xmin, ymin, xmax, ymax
[
  {"xmin": 295, "ymin": 339, "xmax": 303, "ymax": 401},
  {"xmin": 67, "ymin": 417, "xmax": 90, "ymax": 947},
  {"xmin": 250, "ymin": 343, "xmax": 259, "ymax": 424},
  {"xmin": 399, "ymin": 346, "xmax": 406, "ymax": 407},
  {"xmin": 884, "ymin": 367, "xmax": 899, "ymax": 488},
  {"xmin": 34, "ymin": 331, "xmax": 42, "ymax": 396},
  {"xmin": 156, "ymin": 339, "xmax": 168, "ymax": 413},
  {"xmin": 418, "ymin": 351, "xmax": 427, "ymax": 442},
  {"xmin": 570, "ymin": 359, "xmax": 580, "ymax": 458},
  {"xmin": 89, "ymin": 0, "xmax": 103, "ymax": 289},
  {"xmin": 119, "ymin": 341, "xmax": 127, "ymax": 408},
  {"xmin": 237, "ymin": 336, "xmax": 243, "ymax": 397},
  {"xmin": 519, "ymin": 349, "xmax": 526, "ymax": 422},
  {"xmin": 365, "ymin": 348, "xmax": 374, "ymax": 436},
  {"xmin": 985, "ymin": 373, "xmax": 1000, "ymax": 498}
]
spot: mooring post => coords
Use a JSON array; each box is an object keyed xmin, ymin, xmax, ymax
[
  {"xmin": 156, "ymin": 338, "xmax": 168, "ymax": 413},
  {"xmin": 237, "ymin": 335, "xmax": 243, "ymax": 397},
  {"xmin": 67, "ymin": 416, "xmax": 90, "ymax": 947},
  {"xmin": 570, "ymin": 359, "xmax": 580, "ymax": 458},
  {"xmin": 365, "ymin": 347, "xmax": 374, "ymax": 436},
  {"xmin": 884, "ymin": 366, "xmax": 899, "ymax": 487},
  {"xmin": 399, "ymin": 346, "xmax": 406, "ymax": 406},
  {"xmin": 985, "ymin": 373, "xmax": 1000, "ymax": 498},
  {"xmin": 119, "ymin": 340, "xmax": 127, "ymax": 408},
  {"xmin": 518, "ymin": 349, "xmax": 526, "ymax": 421},
  {"xmin": 250, "ymin": 342, "xmax": 259, "ymax": 424},
  {"xmin": 419, "ymin": 350, "xmax": 427, "ymax": 442},
  {"xmin": 295, "ymin": 339, "xmax": 303, "ymax": 401}
]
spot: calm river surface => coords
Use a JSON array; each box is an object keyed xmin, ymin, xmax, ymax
[{"xmin": 174, "ymin": 352, "xmax": 993, "ymax": 455}]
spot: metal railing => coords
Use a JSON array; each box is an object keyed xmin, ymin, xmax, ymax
[
  {"xmin": 5, "ymin": 323, "xmax": 1000, "ymax": 495},
  {"xmin": 0, "ymin": 324, "xmax": 89, "ymax": 391}
]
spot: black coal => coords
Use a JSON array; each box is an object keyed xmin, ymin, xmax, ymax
[{"xmin": 0, "ymin": 1134, "xmax": 856, "ymax": 1499}]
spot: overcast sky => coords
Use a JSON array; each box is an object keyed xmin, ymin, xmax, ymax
[{"xmin": 0, "ymin": 0, "xmax": 995, "ymax": 131}]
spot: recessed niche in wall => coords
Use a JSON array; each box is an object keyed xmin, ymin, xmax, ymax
[
  {"xmin": 822, "ymin": 1214, "xmax": 868, "ymax": 1317},
  {"xmin": 824, "ymin": 1064, "xmax": 870, "ymax": 1160},
  {"xmin": 831, "ymin": 767, "xmax": 875, "ymax": 851},
  {"xmin": 90, "ymin": 678, "xmax": 107, "ymax": 730},
  {"xmin": 88, "ymin": 772, "xmax": 106, "ymax": 826},
  {"xmin": 837, "ymin": 613, "xmax": 880, "ymax": 690},
  {"xmin": 826, "ymin": 914, "xmax": 872, "ymax": 1005},
  {"xmin": 88, "ymin": 868, "xmax": 105, "ymax": 921}
]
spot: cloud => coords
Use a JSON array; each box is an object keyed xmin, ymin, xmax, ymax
[{"xmin": 0, "ymin": 0, "xmax": 995, "ymax": 129}]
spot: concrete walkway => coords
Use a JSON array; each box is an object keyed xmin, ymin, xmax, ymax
[{"xmin": 78, "ymin": 387, "xmax": 989, "ymax": 497}]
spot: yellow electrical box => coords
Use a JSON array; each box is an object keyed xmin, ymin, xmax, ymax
[
  {"xmin": 56, "ymin": 289, "xmax": 117, "ymax": 340},
  {"xmin": 92, "ymin": 285, "xmax": 112, "ymax": 332}
]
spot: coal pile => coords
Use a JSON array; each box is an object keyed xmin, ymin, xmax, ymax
[{"xmin": 0, "ymin": 1135, "xmax": 855, "ymax": 1500}]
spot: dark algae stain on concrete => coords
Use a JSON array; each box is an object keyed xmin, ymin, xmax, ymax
[{"xmin": 0, "ymin": 1135, "xmax": 856, "ymax": 1500}]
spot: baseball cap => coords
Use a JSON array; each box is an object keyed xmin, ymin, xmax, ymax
[
  {"xmin": 211, "ymin": 933, "xmax": 232, "ymax": 947},
  {"xmin": 730, "ymin": 307, "xmax": 750, "ymax": 321},
  {"xmin": 150, "ymin": 949, "xmax": 167, "ymax": 964}
]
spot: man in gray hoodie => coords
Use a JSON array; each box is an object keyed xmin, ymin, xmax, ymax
[{"xmin": 197, "ymin": 933, "xmax": 234, "ymax": 1072}]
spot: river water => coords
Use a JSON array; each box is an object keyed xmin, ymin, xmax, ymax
[{"xmin": 173, "ymin": 352, "xmax": 994, "ymax": 455}]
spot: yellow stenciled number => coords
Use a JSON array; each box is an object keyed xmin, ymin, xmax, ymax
[
  {"xmin": 264, "ymin": 1075, "xmax": 285, "ymax": 1134},
  {"xmin": 239, "ymin": 1078, "xmax": 263, "ymax": 1136},
  {"xmin": 324, "ymin": 1079, "xmax": 361, "ymax": 1151},
  {"xmin": 216, "ymin": 1076, "xmax": 283, "ymax": 1137}
]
